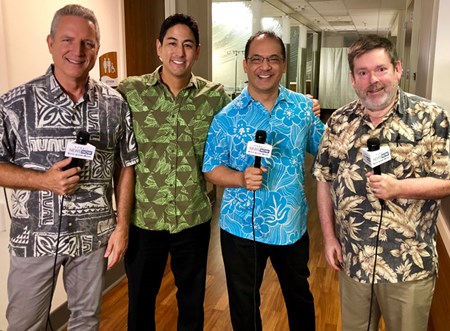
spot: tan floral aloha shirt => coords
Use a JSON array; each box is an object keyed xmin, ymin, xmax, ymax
[{"xmin": 313, "ymin": 88, "xmax": 450, "ymax": 284}]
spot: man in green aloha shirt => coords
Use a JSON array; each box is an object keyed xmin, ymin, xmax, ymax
[{"xmin": 117, "ymin": 13, "xmax": 230, "ymax": 331}]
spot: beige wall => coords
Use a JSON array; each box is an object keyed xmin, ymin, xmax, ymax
[
  {"xmin": 171, "ymin": 0, "xmax": 212, "ymax": 80},
  {"xmin": 415, "ymin": 0, "xmax": 437, "ymax": 99},
  {"xmin": 0, "ymin": 0, "xmax": 127, "ymax": 95},
  {"xmin": 0, "ymin": 4, "xmax": 9, "ymax": 93},
  {"xmin": 0, "ymin": 1, "xmax": 126, "ymax": 328}
]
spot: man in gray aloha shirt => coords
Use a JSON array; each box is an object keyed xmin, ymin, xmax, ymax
[{"xmin": 0, "ymin": 5, "xmax": 138, "ymax": 330}]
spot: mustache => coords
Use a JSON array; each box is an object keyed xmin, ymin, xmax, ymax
[{"xmin": 366, "ymin": 83, "xmax": 384, "ymax": 93}]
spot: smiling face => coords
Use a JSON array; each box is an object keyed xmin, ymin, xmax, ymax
[
  {"xmin": 157, "ymin": 23, "xmax": 200, "ymax": 84},
  {"xmin": 243, "ymin": 34, "xmax": 286, "ymax": 99},
  {"xmin": 351, "ymin": 48, "xmax": 402, "ymax": 114},
  {"xmin": 47, "ymin": 15, "xmax": 99, "ymax": 88}
]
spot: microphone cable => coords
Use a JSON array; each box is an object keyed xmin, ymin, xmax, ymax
[
  {"xmin": 251, "ymin": 189, "xmax": 258, "ymax": 331},
  {"xmin": 249, "ymin": 129, "xmax": 267, "ymax": 331},
  {"xmin": 46, "ymin": 195, "xmax": 65, "ymax": 331},
  {"xmin": 3, "ymin": 187, "xmax": 12, "ymax": 219},
  {"xmin": 366, "ymin": 200, "xmax": 384, "ymax": 331}
]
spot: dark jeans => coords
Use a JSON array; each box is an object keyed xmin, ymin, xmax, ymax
[
  {"xmin": 221, "ymin": 229, "xmax": 315, "ymax": 331},
  {"xmin": 125, "ymin": 221, "xmax": 211, "ymax": 331}
]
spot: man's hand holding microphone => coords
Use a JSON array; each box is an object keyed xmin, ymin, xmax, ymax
[{"xmin": 244, "ymin": 130, "xmax": 272, "ymax": 191}]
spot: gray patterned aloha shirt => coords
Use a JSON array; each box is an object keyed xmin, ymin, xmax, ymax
[
  {"xmin": 0, "ymin": 66, "xmax": 139, "ymax": 257},
  {"xmin": 313, "ymin": 88, "xmax": 450, "ymax": 283},
  {"xmin": 118, "ymin": 66, "xmax": 231, "ymax": 233}
]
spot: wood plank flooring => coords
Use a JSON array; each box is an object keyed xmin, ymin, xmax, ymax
[{"xmin": 98, "ymin": 155, "xmax": 379, "ymax": 330}]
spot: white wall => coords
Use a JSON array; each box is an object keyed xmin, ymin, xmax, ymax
[
  {"xmin": 431, "ymin": 0, "xmax": 450, "ymax": 112},
  {"xmin": 433, "ymin": 0, "xmax": 450, "ymax": 255},
  {"xmin": 0, "ymin": 1, "xmax": 126, "ymax": 329}
]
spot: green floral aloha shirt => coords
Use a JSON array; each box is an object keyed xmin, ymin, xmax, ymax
[
  {"xmin": 118, "ymin": 67, "xmax": 231, "ymax": 233},
  {"xmin": 313, "ymin": 88, "xmax": 450, "ymax": 283}
]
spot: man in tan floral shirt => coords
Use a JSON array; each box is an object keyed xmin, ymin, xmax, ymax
[{"xmin": 313, "ymin": 34, "xmax": 450, "ymax": 331}]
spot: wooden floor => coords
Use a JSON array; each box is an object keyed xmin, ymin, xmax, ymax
[
  {"xmin": 97, "ymin": 155, "xmax": 375, "ymax": 330},
  {"xmin": 100, "ymin": 159, "xmax": 340, "ymax": 331}
]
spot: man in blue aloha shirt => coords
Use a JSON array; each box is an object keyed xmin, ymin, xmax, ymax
[{"xmin": 203, "ymin": 31, "xmax": 324, "ymax": 331}]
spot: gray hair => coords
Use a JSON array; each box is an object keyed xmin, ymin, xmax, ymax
[{"xmin": 50, "ymin": 4, "xmax": 100, "ymax": 43}]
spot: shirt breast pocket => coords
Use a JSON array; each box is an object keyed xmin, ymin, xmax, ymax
[{"xmin": 389, "ymin": 133, "xmax": 428, "ymax": 178}]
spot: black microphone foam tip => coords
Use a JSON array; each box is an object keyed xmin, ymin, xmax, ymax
[
  {"xmin": 367, "ymin": 137, "xmax": 380, "ymax": 151},
  {"xmin": 76, "ymin": 131, "xmax": 90, "ymax": 145},
  {"xmin": 255, "ymin": 130, "xmax": 267, "ymax": 144}
]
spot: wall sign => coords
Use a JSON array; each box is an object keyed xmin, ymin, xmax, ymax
[{"xmin": 99, "ymin": 52, "xmax": 118, "ymax": 87}]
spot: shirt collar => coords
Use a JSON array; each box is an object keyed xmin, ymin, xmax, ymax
[
  {"xmin": 237, "ymin": 85, "xmax": 288, "ymax": 109},
  {"xmin": 277, "ymin": 85, "xmax": 294, "ymax": 106},
  {"xmin": 396, "ymin": 88, "xmax": 409, "ymax": 116},
  {"xmin": 45, "ymin": 65, "xmax": 94, "ymax": 104},
  {"xmin": 148, "ymin": 65, "xmax": 199, "ymax": 90}
]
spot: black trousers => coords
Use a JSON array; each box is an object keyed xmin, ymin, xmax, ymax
[
  {"xmin": 221, "ymin": 229, "xmax": 315, "ymax": 331},
  {"xmin": 125, "ymin": 221, "xmax": 211, "ymax": 331}
]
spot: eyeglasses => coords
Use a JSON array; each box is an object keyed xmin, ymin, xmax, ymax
[{"xmin": 246, "ymin": 55, "xmax": 283, "ymax": 65}]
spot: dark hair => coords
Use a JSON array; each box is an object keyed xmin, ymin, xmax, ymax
[
  {"xmin": 244, "ymin": 31, "xmax": 286, "ymax": 60},
  {"xmin": 348, "ymin": 34, "xmax": 398, "ymax": 73},
  {"xmin": 50, "ymin": 4, "xmax": 100, "ymax": 43},
  {"xmin": 158, "ymin": 13, "xmax": 200, "ymax": 46}
]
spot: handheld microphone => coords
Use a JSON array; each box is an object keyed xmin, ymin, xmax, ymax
[
  {"xmin": 254, "ymin": 130, "xmax": 267, "ymax": 168},
  {"xmin": 367, "ymin": 137, "xmax": 381, "ymax": 175},
  {"xmin": 246, "ymin": 130, "xmax": 272, "ymax": 167},
  {"xmin": 362, "ymin": 137, "xmax": 391, "ymax": 204},
  {"xmin": 63, "ymin": 131, "xmax": 92, "ymax": 170},
  {"xmin": 362, "ymin": 137, "xmax": 391, "ymax": 174}
]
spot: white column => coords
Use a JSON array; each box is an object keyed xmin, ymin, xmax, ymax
[
  {"xmin": 295, "ymin": 24, "xmax": 308, "ymax": 93},
  {"xmin": 251, "ymin": 0, "xmax": 263, "ymax": 33},
  {"xmin": 298, "ymin": 24, "xmax": 307, "ymax": 49},
  {"xmin": 282, "ymin": 16, "xmax": 291, "ymax": 88},
  {"xmin": 165, "ymin": 0, "xmax": 177, "ymax": 17},
  {"xmin": 170, "ymin": 0, "xmax": 212, "ymax": 79},
  {"xmin": 312, "ymin": 32, "xmax": 318, "ymax": 52},
  {"xmin": 282, "ymin": 15, "xmax": 290, "ymax": 44}
]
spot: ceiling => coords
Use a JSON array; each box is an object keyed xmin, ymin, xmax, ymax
[{"xmin": 260, "ymin": 0, "xmax": 410, "ymax": 35}]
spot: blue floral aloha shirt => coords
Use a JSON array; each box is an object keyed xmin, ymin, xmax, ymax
[{"xmin": 203, "ymin": 85, "xmax": 324, "ymax": 245}]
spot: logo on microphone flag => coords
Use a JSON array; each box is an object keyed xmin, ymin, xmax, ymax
[{"xmin": 246, "ymin": 141, "xmax": 273, "ymax": 158}]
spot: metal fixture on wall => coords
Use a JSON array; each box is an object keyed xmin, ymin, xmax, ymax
[{"xmin": 227, "ymin": 50, "xmax": 245, "ymax": 96}]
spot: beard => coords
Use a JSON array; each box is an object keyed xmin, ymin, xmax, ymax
[{"xmin": 355, "ymin": 82, "xmax": 398, "ymax": 112}]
